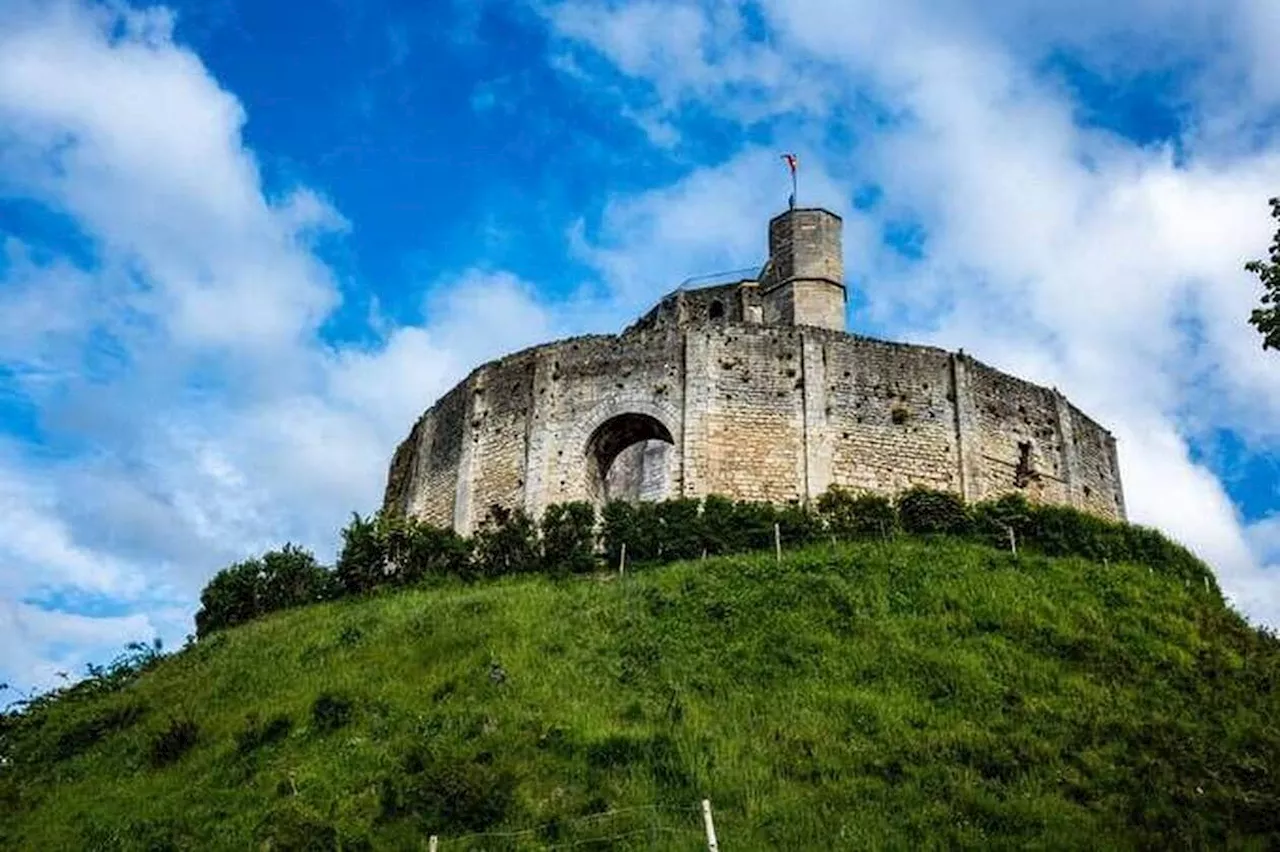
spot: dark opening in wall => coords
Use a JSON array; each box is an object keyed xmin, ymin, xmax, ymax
[
  {"xmin": 709, "ymin": 300, "xmax": 725, "ymax": 319},
  {"xmin": 587, "ymin": 412, "xmax": 675, "ymax": 506},
  {"xmin": 1014, "ymin": 441, "xmax": 1035, "ymax": 488}
]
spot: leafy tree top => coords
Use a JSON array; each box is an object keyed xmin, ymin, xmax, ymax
[{"xmin": 1245, "ymin": 196, "xmax": 1280, "ymax": 351}]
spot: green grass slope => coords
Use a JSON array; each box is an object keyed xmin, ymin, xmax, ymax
[{"xmin": 3, "ymin": 539, "xmax": 1279, "ymax": 850}]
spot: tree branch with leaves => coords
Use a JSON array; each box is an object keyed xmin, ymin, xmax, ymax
[{"xmin": 1245, "ymin": 197, "xmax": 1280, "ymax": 351}]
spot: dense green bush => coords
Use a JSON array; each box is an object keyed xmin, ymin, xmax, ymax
[
  {"xmin": 257, "ymin": 545, "xmax": 330, "ymax": 613},
  {"xmin": 732, "ymin": 501, "xmax": 782, "ymax": 552},
  {"xmin": 472, "ymin": 505, "xmax": 540, "ymax": 577},
  {"xmin": 540, "ymin": 502, "xmax": 597, "ymax": 576},
  {"xmin": 195, "ymin": 546, "xmax": 327, "ymax": 638},
  {"xmin": 379, "ymin": 750, "xmax": 518, "ymax": 835},
  {"xmin": 776, "ymin": 501, "xmax": 822, "ymax": 547},
  {"xmin": 194, "ymin": 560, "xmax": 264, "ymax": 638},
  {"xmin": 656, "ymin": 498, "xmax": 703, "ymax": 561},
  {"xmin": 398, "ymin": 520, "xmax": 472, "ymax": 584},
  {"xmin": 896, "ymin": 486, "xmax": 972, "ymax": 535},
  {"xmin": 601, "ymin": 500, "xmax": 662, "ymax": 566},
  {"xmin": 234, "ymin": 713, "xmax": 292, "ymax": 756},
  {"xmin": 700, "ymin": 494, "xmax": 741, "ymax": 555},
  {"xmin": 193, "ymin": 485, "xmax": 1216, "ymax": 641},
  {"xmin": 972, "ymin": 493, "xmax": 1034, "ymax": 549},
  {"xmin": 335, "ymin": 512, "xmax": 472, "ymax": 593},
  {"xmin": 335, "ymin": 513, "xmax": 386, "ymax": 597},
  {"xmin": 817, "ymin": 487, "xmax": 898, "ymax": 540}
]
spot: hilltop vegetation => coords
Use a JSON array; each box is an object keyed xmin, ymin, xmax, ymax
[
  {"xmin": 190, "ymin": 487, "xmax": 1217, "ymax": 639},
  {"xmin": 0, "ymin": 488, "xmax": 1274, "ymax": 844},
  {"xmin": 2, "ymin": 488, "xmax": 1279, "ymax": 849}
]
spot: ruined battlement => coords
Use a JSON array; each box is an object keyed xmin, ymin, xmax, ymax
[{"xmin": 383, "ymin": 209, "xmax": 1124, "ymax": 533}]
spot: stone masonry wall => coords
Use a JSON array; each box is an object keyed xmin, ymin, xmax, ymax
[
  {"xmin": 685, "ymin": 325, "xmax": 808, "ymax": 503},
  {"xmin": 822, "ymin": 337, "xmax": 959, "ymax": 495},
  {"xmin": 383, "ymin": 324, "xmax": 1126, "ymax": 533}
]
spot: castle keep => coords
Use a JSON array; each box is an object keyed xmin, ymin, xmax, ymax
[{"xmin": 383, "ymin": 208, "xmax": 1126, "ymax": 533}]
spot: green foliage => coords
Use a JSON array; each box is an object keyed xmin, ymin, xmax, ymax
[
  {"xmin": 472, "ymin": 505, "xmax": 541, "ymax": 578},
  {"xmin": 259, "ymin": 545, "xmax": 330, "ymax": 613},
  {"xmin": 234, "ymin": 713, "xmax": 292, "ymax": 756},
  {"xmin": 1245, "ymin": 196, "xmax": 1280, "ymax": 351},
  {"xmin": 816, "ymin": 486, "xmax": 898, "ymax": 540},
  {"xmin": 776, "ymin": 501, "xmax": 821, "ymax": 546},
  {"xmin": 896, "ymin": 486, "xmax": 973, "ymax": 535},
  {"xmin": 699, "ymin": 494, "xmax": 739, "ymax": 555},
  {"xmin": 972, "ymin": 492, "xmax": 1034, "ymax": 548},
  {"xmin": 3, "ymin": 538, "xmax": 1275, "ymax": 849},
  {"xmin": 335, "ymin": 513, "xmax": 387, "ymax": 597},
  {"xmin": 311, "ymin": 693, "xmax": 354, "ymax": 734},
  {"xmin": 194, "ymin": 560, "xmax": 265, "ymax": 637},
  {"xmin": 253, "ymin": 802, "xmax": 341, "ymax": 851},
  {"xmin": 196, "ymin": 546, "xmax": 328, "ymax": 637},
  {"xmin": 147, "ymin": 717, "xmax": 199, "ymax": 768},
  {"xmin": 335, "ymin": 512, "xmax": 472, "ymax": 593},
  {"xmin": 655, "ymin": 498, "xmax": 703, "ymax": 561},
  {"xmin": 1025, "ymin": 503, "xmax": 1125, "ymax": 561},
  {"xmin": 397, "ymin": 519, "xmax": 472, "ymax": 585},
  {"xmin": 539, "ymin": 501, "xmax": 597, "ymax": 576},
  {"xmin": 731, "ymin": 500, "xmax": 781, "ymax": 551},
  {"xmin": 600, "ymin": 500, "xmax": 662, "ymax": 565},
  {"xmin": 50, "ymin": 703, "xmax": 147, "ymax": 762},
  {"xmin": 378, "ymin": 750, "xmax": 518, "ymax": 835}
]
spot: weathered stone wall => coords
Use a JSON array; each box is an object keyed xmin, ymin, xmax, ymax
[
  {"xmin": 822, "ymin": 337, "xmax": 959, "ymax": 495},
  {"xmin": 1068, "ymin": 402, "xmax": 1126, "ymax": 519},
  {"xmin": 684, "ymin": 326, "xmax": 808, "ymax": 503},
  {"xmin": 383, "ymin": 323, "xmax": 1126, "ymax": 532},
  {"xmin": 965, "ymin": 359, "xmax": 1073, "ymax": 506}
]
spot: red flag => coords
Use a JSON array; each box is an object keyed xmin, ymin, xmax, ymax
[{"xmin": 782, "ymin": 153, "xmax": 798, "ymax": 173}]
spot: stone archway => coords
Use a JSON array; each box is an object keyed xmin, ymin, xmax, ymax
[{"xmin": 585, "ymin": 412, "xmax": 676, "ymax": 506}]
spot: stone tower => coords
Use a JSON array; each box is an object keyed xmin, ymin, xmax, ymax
[{"xmin": 760, "ymin": 207, "xmax": 846, "ymax": 332}]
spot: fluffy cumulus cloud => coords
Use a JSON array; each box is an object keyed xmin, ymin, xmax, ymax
[
  {"xmin": 0, "ymin": 0, "xmax": 565, "ymax": 699},
  {"xmin": 540, "ymin": 0, "xmax": 1280, "ymax": 622}
]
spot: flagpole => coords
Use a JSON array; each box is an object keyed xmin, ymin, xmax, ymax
[{"xmin": 783, "ymin": 153, "xmax": 798, "ymax": 210}]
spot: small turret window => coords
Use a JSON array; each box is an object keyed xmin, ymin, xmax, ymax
[{"xmin": 708, "ymin": 300, "xmax": 725, "ymax": 320}]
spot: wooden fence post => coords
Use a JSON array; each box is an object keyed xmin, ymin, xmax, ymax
[
  {"xmin": 619, "ymin": 542, "xmax": 626, "ymax": 576},
  {"xmin": 702, "ymin": 799, "xmax": 719, "ymax": 852},
  {"xmin": 428, "ymin": 836, "xmax": 438, "ymax": 852},
  {"xmin": 774, "ymin": 522, "xmax": 782, "ymax": 564},
  {"xmin": 1007, "ymin": 526, "xmax": 1017, "ymax": 556}
]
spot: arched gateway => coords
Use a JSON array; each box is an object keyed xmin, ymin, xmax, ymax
[{"xmin": 382, "ymin": 207, "xmax": 1125, "ymax": 535}]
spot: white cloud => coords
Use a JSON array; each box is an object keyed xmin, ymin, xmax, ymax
[
  {"xmin": 572, "ymin": 147, "xmax": 866, "ymax": 307},
  {"xmin": 0, "ymin": 599, "xmax": 157, "ymax": 700},
  {"xmin": 0, "ymin": 1, "xmax": 567, "ymax": 695},
  {"xmin": 0, "ymin": 0, "xmax": 341, "ymax": 358}
]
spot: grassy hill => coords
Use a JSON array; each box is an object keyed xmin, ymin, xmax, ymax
[{"xmin": 3, "ymin": 537, "xmax": 1279, "ymax": 850}]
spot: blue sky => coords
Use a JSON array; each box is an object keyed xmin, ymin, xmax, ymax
[{"xmin": 2, "ymin": 0, "xmax": 1280, "ymax": 700}]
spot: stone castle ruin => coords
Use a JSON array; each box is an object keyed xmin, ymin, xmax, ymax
[{"xmin": 383, "ymin": 207, "xmax": 1125, "ymax": 533}]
